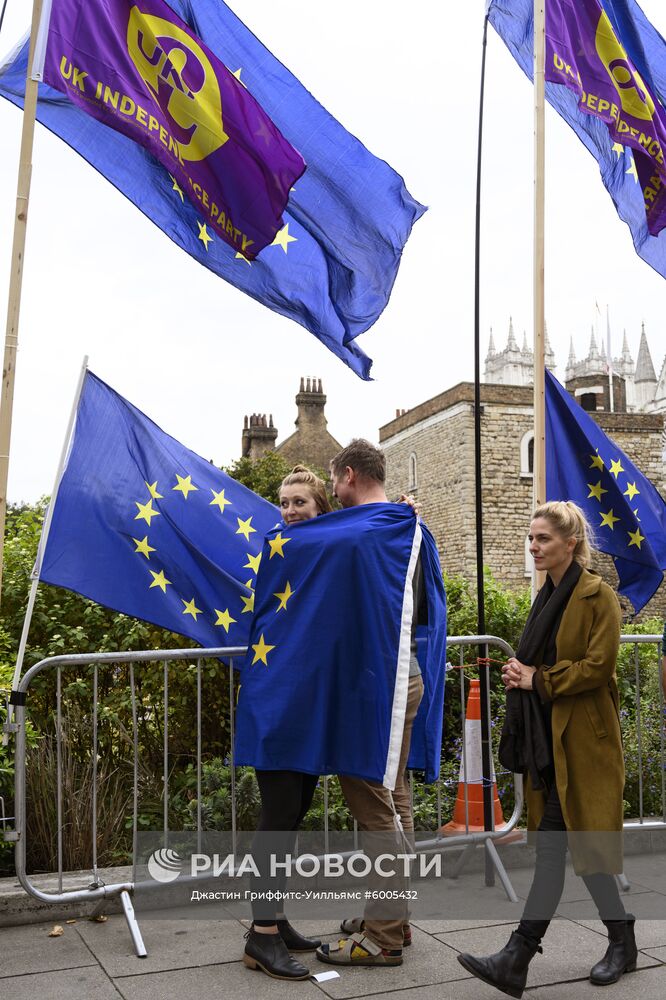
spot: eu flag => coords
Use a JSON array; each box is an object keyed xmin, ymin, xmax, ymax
[
  {"xmin": 0, "ymin": 0, "xmax": 424, "ymax": 379},
  {"xmin": 234, "ymin": 505, "xmax": 447, "ymax": 786},
  {"xmin": 545, "ymin": 369, "xmax": 666, "ymax": 613},
  {"xmin": 489, "ymin": 0, "xmax": 666, "ymax": 279},
  {"xmin": 40, "ymin": 371, "xmax": 279, "ymax": 648}
]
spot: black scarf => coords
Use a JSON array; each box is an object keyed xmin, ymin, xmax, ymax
[{"xmin": 498, "ymin": 561, "xmax": 582, "ymax": 790}]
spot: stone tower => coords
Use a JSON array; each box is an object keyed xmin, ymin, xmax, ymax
[
  {"xmin": 276, "ymin": 377, "xmax": 343, "ymax": 472},
  {"xmin": 241, "ymin": 413, "xmax": 278, "ymax": 460}
]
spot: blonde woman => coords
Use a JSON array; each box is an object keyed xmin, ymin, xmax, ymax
[
  {"xmin": 458, "ymin": 502, "xmax": 634, "ymax": 997},
  {"xmin": 243, "ymin": 466, "xmax": 332, "ymax": 981}
]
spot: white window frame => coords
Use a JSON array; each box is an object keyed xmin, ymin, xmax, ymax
[
  {"xmin": 520, "ymin": 430, "xmax": 534, "ymax": 479},
  {"xmin": 408, "ymin": 452, "xmax": 418, "ymax": 491}
]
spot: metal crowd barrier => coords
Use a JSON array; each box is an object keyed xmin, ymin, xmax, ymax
[{"xmin": 2, "ymin": 634, "xmax": 663, "ymax": 955}]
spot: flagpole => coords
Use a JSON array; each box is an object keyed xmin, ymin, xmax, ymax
[
  {"xmin": 4, "ymin": 356, "xmax": 88, "ymax": 741},
  {"xmin": 0, "ymin": 0, "xmax": 44, "ymax": 603},
  {"xmin": 474, "ymin": 3, "xmax": 496, "ymax": 885},
  {"xmin": 607, "ymin": 305, "xmax": 614, "ymax": 413},
  {"xmin": 533, "ymin": 0, "xmax": 546, "ymax": 593}
]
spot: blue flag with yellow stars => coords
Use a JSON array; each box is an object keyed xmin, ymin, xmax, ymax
[
  {"xmin": 545, "ymin": 369, "xmax": 666, "ymax": 613},
  {"xmin": 234, "ymin": 504, "xmax": 447, "ymax": 786},
  {"xmin": 489, "ymin": 0, "xmax": 666, "ymax": 280},
  {"xmin": 0, "ymin": 1, "xmax": 424, "ymax": 380},
  {"xmin": 39, "ymin": 370, "xmax": 279, "ymax": 648}
]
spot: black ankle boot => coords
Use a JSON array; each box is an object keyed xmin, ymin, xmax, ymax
[
  {"xmin": 589, "ymin": 915, "xmax": 637, "ymax": 985},
  {"xmin": 277, "ymin": 918, "xmax": 321, "ymax": 951},
  {"xmin": 457, "ymin": 930, "xmax": 543, "ymax": 999},
  {"xmin": 243, "ymin": 927, "xmax": 310, "ymax": 980}
]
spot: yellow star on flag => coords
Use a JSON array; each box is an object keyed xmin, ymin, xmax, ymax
[
  {"xmin": 133, "ymin": 535, "xmax": 156, "ymax": 559},
  {"xmin": 210, "ymin": 488, "xmax": 232, "ymax": 512},
  {"xmin": 626, "ymin": 156, "xmax": 639, "ymax": 182},
  {"xmin": 271, "ymin": 224, "xmax": 297, "ymax": 254},
  {"xmin": 244, "ymin": 552, "xmax": 262, "ymax": 575},
  {"xmin": 135, "ymin": 499, "xmax": 160, "ymax": 526},
  {"xmin": 169, "ymin": 174, "xmax": 184, "ymax": 202},
  {"xmin": 600, "ymin": 508, "xmax": 620, "ymax": 530},
  {"xmin": 149, "ymin": 569, "xmax": 171, "ymax": 592},
  {"xmin": 609, "ymin": 458, "xmax": 625, "ymax": 479},
  {"xmin": 611, "ymin": 142, "xmax": 624, "ymax": 157},
  {"xmin": 589, "ymin": 451, "xmax": 605, "ymax": 471},
  {"xmin": 587, "ymin": 481, "xmax": 607, "ymax": 502},
  {"xmin": 268, "ymin": 532, "xmax": 291, "ymax": 559},
  {"xmin": 236, "ymin": 516, "xmax": 256, "ymax": 540},
  {"xmin": 623, "ymin": 482, "xmax": 640, "ymax": 501},
  {"xmin": 214, "ymin": 608, "xmax": 237, "ymax": 633},
  {"xmin": 274, "ymin": 580, "xmax": 295, "ymax": 612},
  {"xmin": 241, "ymin": 590, "xmax": 255, "ymax": 614},
  {"xmin": 235, "ymin": 252, "xmax": 252, "ymax": 266},
  {"xmin": 232, "ymin": 67, "xmax": 247, "ymax": 88},
  {"xmin": 197, "ymin": 221, "xmax": 213, "ymax": 250},
  {"xmin": 627, "ymin": 527, "xmax": 645, "ymax": 549},
  {"xmin": 173, "ymin": 474, "xmax": 198, "ymax": 498},
  {"xmin": 633, "ymin": 508, "xmax": 641, "ymax": 523},
  {"xmin": 251, "ymin": 633, "xmax": 275, "ymax": 666},
  {"xmin": 146, "ymin": 481, "xmax": 163, "ymax": 500},
  {"xmin": 182, "ymin": 597, "xmax": 202, "ymax": 620}
]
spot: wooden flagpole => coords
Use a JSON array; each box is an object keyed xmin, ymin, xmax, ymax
[
  {"xmin": 0, "ymin": 0, "xmax": 44, "ymax": 602},
  {"xmin": 533, "ymin": 0, "xmax": 546, "ymax": 595}
]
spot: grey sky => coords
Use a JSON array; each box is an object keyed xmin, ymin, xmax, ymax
[{"xmin": 0, "ymin": 0, "xmax": 664, "ymax": 503}]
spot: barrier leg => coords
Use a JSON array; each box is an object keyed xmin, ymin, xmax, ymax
[
  {"xmin": 120, "ymin": 890, "xmax": 147, "ymax": 958},
  {"xmin": 484, "ymin": 837, "xmax": 518, "ymax": 903},
  {"xmin": 449, "ymin": 842, "xmax": 476, "ymax": 879}
]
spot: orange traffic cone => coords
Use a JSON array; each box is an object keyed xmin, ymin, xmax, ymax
[{"xmin": 441, "ymin": 678, "xmax": 518, "ymax": 839}]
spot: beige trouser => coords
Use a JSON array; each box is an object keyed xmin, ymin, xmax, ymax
[{"xmin": 339, "ymin": 674, "xmax": 424, "ymax": 950}]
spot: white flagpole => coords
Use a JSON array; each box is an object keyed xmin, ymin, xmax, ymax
[
  {"xmin": 533, "ymin": 0, "xmax": 546, "ymax": 596},
  {"xmin": 4, "ymin": 357, "xmax": 88, "ymax": 740},
  {"xmin": 0, "ymin": 0, "xmax": 45, "ymax": 602}
]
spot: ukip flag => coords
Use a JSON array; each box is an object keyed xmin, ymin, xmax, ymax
[
  {"xmin": 545, "ymin": 369, "xmax": 666, "ymax": 613},
  {"xmin": 234, "ymin": 505, "xmax": 447, "ymax": 786},
  {"xmin": 0, "ymin": 1, "xmax": 424, "ymax": 378},
  {"xmin": 489, "ymin": 0, "xmax": 666, "ymax": 278},
  {"xmin": 33, "ymin": 0, "xmax": 305, "ymax": 258},
  {"xmin": 39, "ymin": 370, "xmax": 279, "ymax": 648}
]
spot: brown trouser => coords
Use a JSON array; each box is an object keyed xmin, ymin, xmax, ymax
[{"xmin": 339, "ymin": 674, "xmax": 424, "ymax": 950}]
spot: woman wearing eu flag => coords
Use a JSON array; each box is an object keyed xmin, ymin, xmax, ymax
[
  {"xmin": 458, "ymin": 501, "xmax": 635, "ymax": 997},
  {"xmin": 243, "ymin": 465, "xmax": 332, "ymax": 982}
]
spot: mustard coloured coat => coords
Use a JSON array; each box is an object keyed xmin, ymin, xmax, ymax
[{"xmin": 528, "ymin": 569, "xmax": 624, "ymax": 875}]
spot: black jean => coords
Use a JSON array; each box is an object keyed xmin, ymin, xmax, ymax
[
  {"xmin": 251, "ymin": 769, "xmax": 319, "ymax": 924},
  {"xmin": 518, "ymin": 782, "xmax": 626, "ymax": 943}
]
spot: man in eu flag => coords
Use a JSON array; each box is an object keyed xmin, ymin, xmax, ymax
[{"xmin": 315, "ymin": 440, "xmax": 441, "ymax": 969}]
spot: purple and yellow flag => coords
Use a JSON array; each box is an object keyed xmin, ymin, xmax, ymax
[
  {"xmin": 546, "ymin": 0, "xmax": 666, "ymax": 236},
  {"xmin": 33, "ymin": 0, "xmax": 305, "ymax": 258}
]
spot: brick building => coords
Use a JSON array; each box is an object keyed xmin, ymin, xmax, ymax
[
  {"xmin": 380, "ymin": 323, "xmax": 666, "ymax": 618},
  {"xmin": 241, "ymin": 377, "xmax": 342, "ymax": 474}
]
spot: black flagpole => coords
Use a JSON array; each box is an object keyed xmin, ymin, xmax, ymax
[{"xmin": 474, "ymin": 6, "xmax": 495, "ymax": 886}]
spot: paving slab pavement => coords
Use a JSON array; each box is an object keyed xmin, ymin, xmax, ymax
[
  {"xmin": 0, "ymin": 967, "xmax": 121, "ymax": 1000},
  {"xmin": 2, "ymin": 859, "xmax": 666, "ymax": 1000}
]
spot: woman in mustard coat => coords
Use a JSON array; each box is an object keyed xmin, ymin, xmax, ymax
[{"xmin": 458, "ymin": 501, "xmax": 635, "ymax": 998}]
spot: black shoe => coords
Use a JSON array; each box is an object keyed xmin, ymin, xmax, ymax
[
  {"xmin": 457, "ymin": 930, "xmax": 542, "ymax": 999},
  {"xmin": 243, "ymin": 928, "xmax": 310, "ymax": 980},
  {"xmin": 589, "ymin": 915, "xmax": 638, "ymax": 986},
  {"xmin": 277, "ymin": 918, "xmax": 321, "ymax": 951}
]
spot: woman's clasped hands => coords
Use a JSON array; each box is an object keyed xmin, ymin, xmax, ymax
[{"xmin": 501, "ymin": 657, "xmax": 537, "ymax": 691}]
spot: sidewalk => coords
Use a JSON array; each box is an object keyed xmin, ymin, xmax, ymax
[{"xmin": 1, "ymin": 853, "xmax": 665, "ymax": 1000}]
